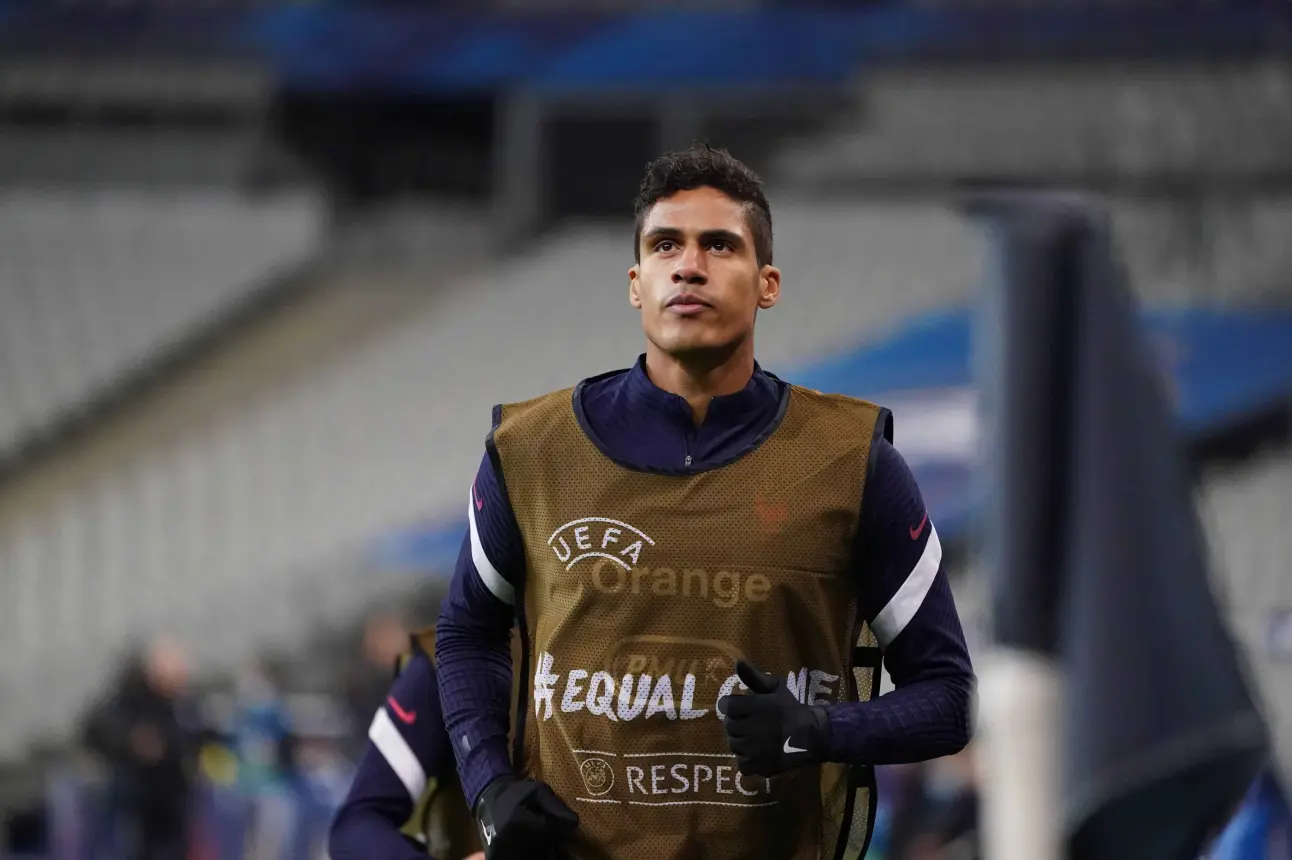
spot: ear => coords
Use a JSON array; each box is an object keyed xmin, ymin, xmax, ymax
[
  {"xmin": 629, "ymin": 265, "xmax": 643, "ymax": 309},
  {"xmin": 758, "ymin": 265, "xmax": 781, "ymax": 310}
]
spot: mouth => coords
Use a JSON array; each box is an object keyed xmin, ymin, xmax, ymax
[{"xmin": 666, "ymin": 293, "xmax": 713, "ymax": 316}]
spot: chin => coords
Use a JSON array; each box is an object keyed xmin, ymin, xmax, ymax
[
  {"xmin": 659, "ymin": 336, "xmax": 743, "ymax": 363},
  {"xmin": 650, "ymin": 320, "xmax": 748, "ymax": 358}
]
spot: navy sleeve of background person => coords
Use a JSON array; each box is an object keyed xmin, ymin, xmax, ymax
[
  {"xmin": 827, "ymin": 437, "xmax": 975, "ymax": 764},
  {"xmin": 329, "ymin": 650, "xmax": 453, "ymax": 860},
  {"xmin": 436, "ymin": 442, "xmax": 526, "ymax": 809}
]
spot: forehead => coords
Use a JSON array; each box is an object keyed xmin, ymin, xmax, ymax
[{"xmin": 641, "ymin": 186, "xmax": 751, "ymax": 239}]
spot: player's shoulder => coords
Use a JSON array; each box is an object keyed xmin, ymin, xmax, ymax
[
  {"xmin": 396, "ymin": 627, "xmax": 438, "ymax": 680},
  {"xmin": 491, "ymin": 367, "xmax": 630, "ymax": 442},
  {"xmin": 408, "ymin": 626, "xmax": 437, "ymax": 662},
  {"xmin": 786, "ymin": 383, "xmax": 882, "ymax": 411},
  {"xmin": 491, "ymin": 385, "xmax": 578, "ymax": 432},
  {"xmin": 785, "ymin": 383, "xmax": 894, "ymax": 442},
  {"xmin": 494, "ymin": 386, "xmax": 576, "ymax": 417}
]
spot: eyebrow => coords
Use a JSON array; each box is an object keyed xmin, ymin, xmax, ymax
[
  {"xmin": 642, "ymin": 227, "xmax": 746, "ymax": 248},
  {"xmin": 642, "ymin": 227, "xmax": 681, "ymax": 246}
]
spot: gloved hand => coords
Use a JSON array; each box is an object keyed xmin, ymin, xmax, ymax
[
  {"xmin": 475, "ymin": 775, "xmax": 579, "ymax": 860},
  {"xmin": 718, "ymin": 659, "xmax": 832, "ymax": 777}
]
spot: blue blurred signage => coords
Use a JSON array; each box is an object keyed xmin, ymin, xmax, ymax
[{"xmin": 0, "ymin": 3, "xmax": 1286, "ymax": 95}]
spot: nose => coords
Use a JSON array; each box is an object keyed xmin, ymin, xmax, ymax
[{"xmin": 672, "ymin": 244, "xmax": 708, "ymax": 285}]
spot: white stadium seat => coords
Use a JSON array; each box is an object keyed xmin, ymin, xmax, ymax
[{"xmin": 0, "ymin": 188, "xmax": 324, "ymax": 457}]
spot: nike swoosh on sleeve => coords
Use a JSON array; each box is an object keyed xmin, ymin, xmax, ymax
[
  {"xmin": 387, "ymin": 695, "xmax": 417, "ymax": 725},
  {"xmin": 909, "ymin": 511, "xmax": 928, "ymax": 540}
]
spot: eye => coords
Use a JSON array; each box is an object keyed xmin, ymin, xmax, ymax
[
  {"xmin": 708, "ymin": 240, "xmax": 731, "ymax": 253},
  {"xmin": 655, "ymin": 240, "xmax": 676, "ymax": 253}
]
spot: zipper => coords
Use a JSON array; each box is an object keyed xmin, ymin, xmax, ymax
[{"xmin": 679, "ymin": 399, "xmax": 697, "ymax": 468}]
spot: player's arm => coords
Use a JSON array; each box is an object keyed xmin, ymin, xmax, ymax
[
  {"xmin": 436, "ymin": 442, "xmax": 580, "ymax": 856},
  {"xmin": 435, "ymin": 449, "xmax": 524, "ymax": 809},
  {"xmin": 329, "ymin": 651, "xmax": 453, "ymax": 860},
  {"xmin": 721, "ymin": 437, "xmax": 974, "ymax": 775},
  {"xmin": 825, "ymin": 436, "xmax": 975, "ymax": 764}
]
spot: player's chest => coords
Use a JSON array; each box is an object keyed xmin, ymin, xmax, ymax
[{"xmin": 522, "ymin": 472, "xmax": 861, "ymax": 604}]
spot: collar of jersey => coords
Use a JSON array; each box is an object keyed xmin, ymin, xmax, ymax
[{"xmin": 571, "ymin": 354, "xmax": 791, "ymax": 476}]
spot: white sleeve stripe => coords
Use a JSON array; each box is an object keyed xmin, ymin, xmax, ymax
[
  {"xmin": 368, "ymin": 708, "xmax": 427, "ymax": 801},
  {"xmin": 872, "ymin": 523, "xmax": 943, "ymax": 650},
  {"xmin": 469, "ymin": 485, "xmax": 514, "ymax": 605}
]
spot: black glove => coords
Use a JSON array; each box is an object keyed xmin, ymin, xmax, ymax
[
  {"xmin": 718, "ymin": 659, "xmax": 832, "ymax": 777},
  {"xmin": 475, "ymin": 775, "xmax": 579, "ymax": 860}
]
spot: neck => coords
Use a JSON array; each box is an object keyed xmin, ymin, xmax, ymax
[{"xmin": 643, "ymin": 339, "xmax": 755, "ymax": 424}]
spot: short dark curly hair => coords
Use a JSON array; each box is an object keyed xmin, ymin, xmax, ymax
[{"xmin": 633, "ymin": 146, "xmax": 773, "ymax": 267}]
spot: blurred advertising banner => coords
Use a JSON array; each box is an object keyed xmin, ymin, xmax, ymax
[{"xmin": 0, "ymin": 4, "xmax": 1284, "ymax": 95}]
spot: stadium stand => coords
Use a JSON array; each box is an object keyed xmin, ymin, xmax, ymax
[
  {"xmin": 772, "ymin": 63, "xmax": 1292, "ymax": 186},
  {"xmin": 1107, "ymin": 197, "xmax": 1292, "ymax": 305},
  {"xmin": 0, "ymin": 191, "xmax": 1288, "ymax": 765},
  {"xmin": 0, "ymin": 189, "xmax": 325, "ymax": 459},
  {"xmin": 0, "ymin": 0, "xmax": 1289, "ymax": 854}
]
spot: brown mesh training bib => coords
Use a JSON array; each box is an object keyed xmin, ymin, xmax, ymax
[{"xmin": 491, "ymin": 381, "xmax": 888, "ymax": 860}]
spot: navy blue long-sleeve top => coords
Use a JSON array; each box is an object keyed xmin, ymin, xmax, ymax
[
  {"xmin": 329, "ymin": 650, "xmax": 453, "ymax": 860},
  {"xmin": 438, "ymin": 356, "xmax": 974, "ymax": 809}
]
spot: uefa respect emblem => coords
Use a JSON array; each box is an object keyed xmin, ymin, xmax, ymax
[{"xmin": 580, "ymin": 757, "xmax": 614, "ymax": 796}]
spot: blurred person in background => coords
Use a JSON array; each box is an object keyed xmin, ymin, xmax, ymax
[
  {"xmin": 226, "ymin": 660, "xmax": 295, "ymax": 860},
  {"xmin": 436, "ymin": 145, "xmax": 974, "ymax": 860},
  {"xmin": 82, "ymin": 634, "xmax": 198, "ymax": 860},
  {"xmin": 330, "ymin": 626, "xmax": 483, "ymax": 860},
  {"xmin": 342, "ymin": 610, "xmax": 410, "ymax": 760},
  {"xmin": 191, "ymin": 663, "xmax": 354, "ymax": 860},
  {"xmin": 899, "ymin": 746, "xmax": 980, "ymax": 860},
  {"xmin": 283, "ymin": 692, "xmax": 355, "ymax": 860},
  {"xmin": 868, "ymin": 763, "xmax": 930, "ymax": 860}
]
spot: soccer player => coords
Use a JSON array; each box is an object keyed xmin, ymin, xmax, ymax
[
  {"xmin": 330, "ymin": 627, "xmax": 484, "ymax": 860},
  {"xmin": 436, "ymin": 146, "xmax": 974, "ymax": 860}
]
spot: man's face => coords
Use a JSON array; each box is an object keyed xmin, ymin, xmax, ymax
[
  {"xmin": 630, "ymin": 187, "xmax": 780, "ymax": 359},
  {"xmin": 145, "ymin": 635, "xmax": 189, "ymax": 699}
]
